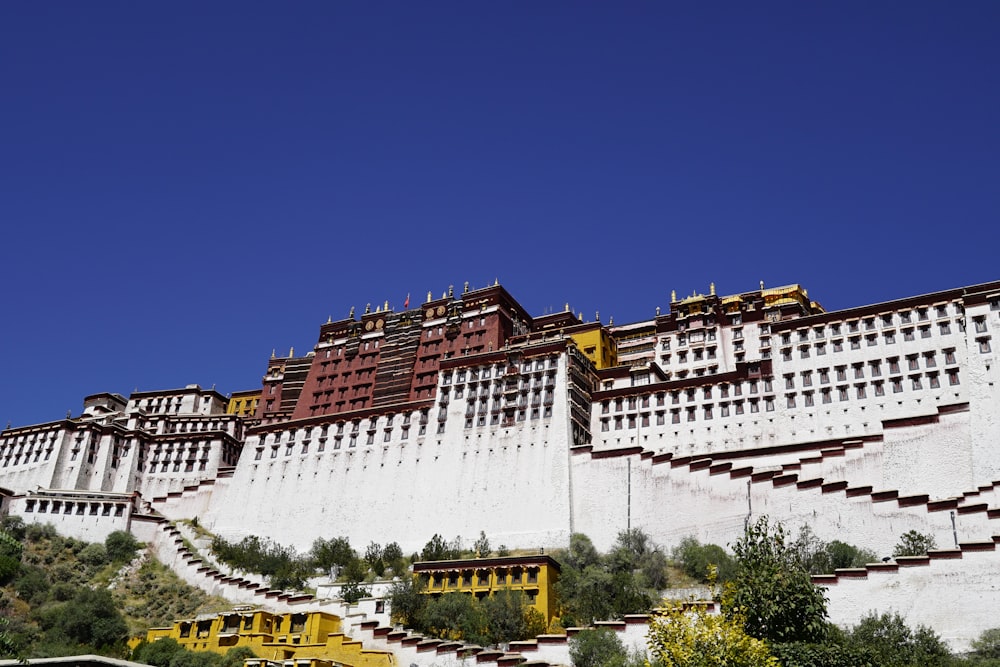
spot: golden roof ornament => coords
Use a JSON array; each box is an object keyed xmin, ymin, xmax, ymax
[
  {"xmin": 710, "ymin": 282, "xmax": 716, "ymax": 296},
  {"xmin": 364, "ymin": 303, "xmax": 371, "ymax": 315},
  {"xmin": 448, "ymin": 284, "xmax": 454, "ymax": 297},
  {"xmin": 565, "ymin": 302, "xmax": 570, "ymax": 312},
  {"xmin": 349, "ymin": 306, "xmax": 355, "ymax": 318},
  {"xmin": 427, "ymin": 291, "xmax": 432, "ymax": 303},
  {"xmin": 464, "ymin": 281, "xmax": 470, "ymax": 294},
  {"xmin": 384, "ymin": 300, "xmax": 389, "ymax": 311},
  {"xmin": 289, "ymin": 347, "xmax": 294, "ymax": 357},
  {"xmin": 671, "ymin": 290, "xmax": 677, "ymax": 302}
]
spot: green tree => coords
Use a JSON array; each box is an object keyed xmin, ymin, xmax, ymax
[
  {"xmin": 481, "ymin": 590, "xmax": 546, "ymax": 644},
  {"xmin": 341, "ymin": 580, "xmax": 371, "ymax": 604},
  {"xmin": 219, "ymin": 647, "xmax": 256, "ymax": 667},
  {"xmin": 971, "ymin": 627, "xmax": 1000, "ymax": 660},
  {"xmin": 310, "ymin": 536, "xmax": 355, "ymax": 575},
  {"xmin": 364, "ymin": 542, "xmax": 385, "ymax": 577},
  {"xmin": 647, "ymin": 603, "xmax": 778, "ymax": 667},
  {"xmin": 569, "ymin": 628, "xmax": 628, "ymax": 667},
  {"xmin": 133, "ymin": 637, "xmax": 185, "ymax": 667},
  {"xmin": 473, "ymin": 531, "xmax": 491, "ymax": 557},
  {"xmin": 421, "ymin": 534, "xmax": 459, "ymax": 561},
  {"xmin": 673, "ymin": 536, "xmax": 736, "ymax": 583},
  {"xmin": 387, "ymin": 576, "xmax": 427, "ymax": 628},
  {"xmin": 105, "ymin": 531, "xmax": 141, "ymax": 564},
  {"xmin": 848, "ymin": 612, "xmax": 952, "ymax": 666},
  {"xmin": 421, "ymin": 593, "xmax": 488, "ymax": 645},
  {"xmin": 40, "ymin": 587, "xmax": 128, "ymax": 650},
  {"xmin": 893, "ymin": 530, "xmax": 937, "ymax": 557},
  {"xmin": 78, "ymin": 543, "xmax": 108, "ymax": 568},
  {"xmin": 382, "ymin": 541, "xmax": 405, "ymax": 575},
  {"xmin": 722, "ymin": 516, "xmax": 828, "ymax": 643}
]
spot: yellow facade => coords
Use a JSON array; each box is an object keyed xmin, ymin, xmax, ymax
[
  {"xmin": 227, "ymin": 390, "xmax": 261, "ymax": 417},
  {"xmin": 138, "ymin": 609, "xmax": 393, "ymax": 667},
  {"xmin": 413, "ymin": 554, "xmax": 560, "ymax": 625},
  {"xmin": 569, "ymin": 326, "xmax": 618, "ymax": 369}
]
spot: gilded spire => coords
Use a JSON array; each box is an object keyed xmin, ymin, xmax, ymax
[
  {"xmin": 565, "ymin": 302, "xmax": 570, "ymax": 312},
  {"xmin": 384, "ymin": 300, "xmax": 389, "ymax": 311},
  {"xmin": 710, "ymin": 282, "xmax": 716, "ymax": 296},
  {"xmin": 427, "ymin": 291, "xmax": 432, "ymax": 303},
  {"xmin": 671, "ymin": 290, "xmax": 677, "ymax": 302},
  {"xmin": 349, "ymin": 306, "xmax": 355, "ymax": 318},
  {"xmin": 288, "ymin": 347, "xmax": 294, "ymax": 357},
  {"xmin": 365, "ymin": 303, "xmax": 371, "ymax": 315},
  {"xmin": 464, "ymin": 281, "xmax": 469, "ymax": 294}
]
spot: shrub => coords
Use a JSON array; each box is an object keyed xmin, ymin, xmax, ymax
[
  {"xmin": 893, "ymin": 531, "xmax": 937, "ymax": 557},
  {"xmin": 647, "ymin": 603, "xmax": 778, "ymax": 667},
  {"xmin": 78, "ymin": 543, "xmax": 109, "ymax": 567},
  {"xmin": 569, "ymin": 628, "xmax": 628, "ymax": 667},
  {"xmin": 674, "ymin": 536, "xmax": 736, "ymax": 582},
  {"xmin": 105, "ymin": 531, "xmax": 141, "ymax": 564}
]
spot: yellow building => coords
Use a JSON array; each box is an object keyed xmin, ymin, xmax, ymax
[
  {"xmin": 138, "ymin": 609, "xmax": 392, "ymax": 667},
  {"xmin": 226, "ymin": 390, "xmax": 261, "ymax": 418},
  {"xmin": 413, "ymin": 554, "xmax": 561, "ymax": 625},
  {"xmin": 568, "ymin": 324, "xmax": 618, "ymax": 369}
]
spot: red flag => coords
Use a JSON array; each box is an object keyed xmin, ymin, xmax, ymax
[{"xmin": 403, "ymin": 293, "xmax": 410, "ymax": 309}]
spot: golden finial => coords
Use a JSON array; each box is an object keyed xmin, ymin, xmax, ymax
[
  {"xmin": 565, "ymin": 302, "xmax": 570, "ymax": 312},
  {"xmin": 384, "ymin": 300, "xmax": 389, "ymax": 311},
  {"xmin": 349, "ymin": 306, "xmax": 355, "ymax": 318},
  {"xmin": 448, "ymin": 284, "xmax": 454, "ymax": 297},
  {"xmin": 327, "ymin": 315, "xmax": 332, "ymax": 324},
  {"xmin": 671, "ymin": 290, "xmax": 677, "ymax": 302},
  {"xmin": 710, "ymin": 282, "xmax": 716, "ymax": 296},
  {"xmin": 609, "ymin": 316, "xmax": 614, "ymax": 325},
  {"xmin": 656, "ymin": 306, "xmax": 661, "ymax": 316},
  {"xmin": 289, "ymin": 347, "xmax": 294, "ymax": 357},
  {"xmin": 271, "ymin": 348, "xmax": 276, "ymax": 358},
  {"xmin": 427, "ymin": 291, "xmax": 432, "ymax": 303},
  {"xmin": 494, "ymin": 277, "xmax": 499, "ymax": 286},
  {"xmin": 464, "ymin": 281, "xmax": 469, "ymax": 294},
  {"xmin": 760, "ymin": 280, "xmax": 765, "ymax": 290},
  {"xmin": 365, "ymin": 303, "xmax": 371, "ymax": 314},
  {"xmin": 375, "ymin": 305, "xmax": 380, "ymax": 313}
]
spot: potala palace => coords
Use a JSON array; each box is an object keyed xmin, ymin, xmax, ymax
[{"xmin": 4, "ymin": 278, "xmax": 1000, "ymax": 659}]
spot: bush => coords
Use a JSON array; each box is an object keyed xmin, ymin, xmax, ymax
[
  {"xmin": 340, "ymin": 580, "xmax": 371, "ymax": 604},
  {"xmin": 971, "ymin": 627, "xmax": 1000, "ymax": 660},
  {"xmin": 105, "ymin": 531, "xmax": 141, "ymax": 564},
  {"xmin": 893, "ymin": 531, "xmax": 937, "ymax": 557},
  {"xmin": 674, "ymin": 536, "xmax": 736, "ymax": 582},
  {"xmin": 848, "ymin": 612, "xmax": 952, "ymax": 667},
  {"xmin": 78, "ymin": 543, "xmax": 109, "ymax": 567},
  {"xmin": 647, "ymin": 603, "xmax": 778, "ymax": 667},
  {"xmin": 569, "ymin": 628, "xmax": 628, "ymax": 667}
]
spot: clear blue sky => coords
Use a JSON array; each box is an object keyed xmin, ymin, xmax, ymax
[{"xmin": 2, "ymin": 2, "xmax": 998, "ymax": 428}]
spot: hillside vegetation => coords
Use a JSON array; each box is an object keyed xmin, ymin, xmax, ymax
[{"xmin": 0, "ymin": 516, "xmax": 231, "ymax": 659}]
